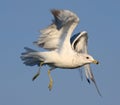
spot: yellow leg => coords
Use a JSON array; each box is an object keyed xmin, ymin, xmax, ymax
[
  {"xmin": 48, "ymin": 69, "xmax": 53, "ymax": 91},
  {"xmin": 32, "ymin": 61, "xmax": 44, "ymax": 81}
]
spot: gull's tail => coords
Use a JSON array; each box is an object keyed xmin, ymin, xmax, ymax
[{"xmin": 20, "ymin": 47, "xmax": 43, "ymax": 66}]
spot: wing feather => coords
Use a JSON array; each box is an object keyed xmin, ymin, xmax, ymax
[
  {"xmin": 34, "ymin": 9, "xmax": 79, "ymax": 50},
  {"xmin": 34, "ymin": 24, "xmax": 60, "ymax": 50},
  {"xmin": 71, "ymin": 31, "xmax": 88, "ymax": 53}
]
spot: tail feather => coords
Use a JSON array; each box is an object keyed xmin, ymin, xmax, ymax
[
  {"xmin": 23, "ymin": 58, "xmax": 40, "ymax": 66},
  {"xmin": 20, "ymin": 47, "xmax": 42, "ymax": 66}
]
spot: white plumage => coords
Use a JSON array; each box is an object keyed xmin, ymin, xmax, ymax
[{"xmin": 21, "ymin": 9, "xmax": 101, "ymax": 96}]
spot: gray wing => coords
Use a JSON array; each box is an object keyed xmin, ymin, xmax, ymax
[
  {"xmin": 34, "ymin": 9, "xmax": 79, "ymax": 50},
  {"xmin": 71, "ymin": 31, "xmax": 101, "ymax": 96},
  {"xmin": 71, "ymin": 31, "xmax": 88, "ymax": 53}
]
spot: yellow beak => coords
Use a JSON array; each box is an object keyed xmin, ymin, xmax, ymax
[{"xmin": 93, "ymin": 60, "xmax": 99, "ymax": 64}]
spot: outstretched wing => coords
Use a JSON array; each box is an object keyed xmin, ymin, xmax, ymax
[
  {"xmin": 34, "ymin": 9, "xmax": 79, "ymax": 50},
  {"xmin": 71, "ymin": 31, "xmax": 101, "ymax": 96}
]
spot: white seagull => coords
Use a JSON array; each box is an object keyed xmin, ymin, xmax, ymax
[{"xmin": 21, "ymin": 9, "xmax": 101, "ymax": 96}]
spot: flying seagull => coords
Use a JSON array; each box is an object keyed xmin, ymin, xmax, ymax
[{"xmin": 21, "ymin": 9, "xmax": 101, "ymax": 96}]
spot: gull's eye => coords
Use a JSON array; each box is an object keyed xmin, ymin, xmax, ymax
[{"xmin": 86, "ymin": 57, "xmax": 89, "ymax": 59}]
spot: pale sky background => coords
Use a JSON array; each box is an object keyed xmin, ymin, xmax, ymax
[{"xmin": 0, "ymin": 0, "xmax": 120, "ymax": 105}]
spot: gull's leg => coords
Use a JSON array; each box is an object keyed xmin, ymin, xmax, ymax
[
  {"xmin": 32, "ymin": 61, "xmax": 44, "ymax": 81},
  {"xmin": 48, "ymin": 67, "xmax": 55, "ymax": 91}
]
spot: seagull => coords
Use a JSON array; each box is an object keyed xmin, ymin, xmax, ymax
[{"xmin": 21, "ymin": 9, "xmax": 101, "ymax": 96}]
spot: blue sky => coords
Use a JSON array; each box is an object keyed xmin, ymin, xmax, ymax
[{"xmin": 0, "ymin": 0, "xmax": 120, "ymax": 105}]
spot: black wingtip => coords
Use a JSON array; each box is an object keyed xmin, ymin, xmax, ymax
[
  {"xmin": 87, "ymin": 78, "xmax": 90, "ymax": 84},
  {"xmin": 91, "ymin": 78, "xmax": 102, "ymax": 97}
]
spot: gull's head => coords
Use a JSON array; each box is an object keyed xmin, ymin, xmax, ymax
[{"xmin": 82, "ymin": 54, "xmax": 99, "ymax": 65}]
